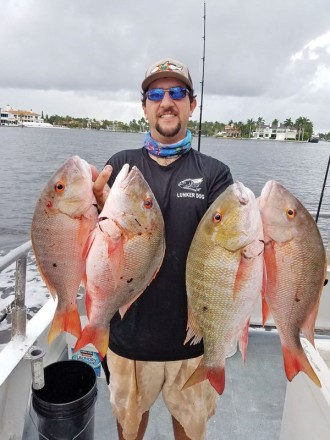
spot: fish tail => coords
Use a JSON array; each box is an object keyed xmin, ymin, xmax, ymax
[
  {"xmin": 74, "ymin": 325, "xmax": 109, "ymax": 359},
  {"xmin": 48, "ymin": 306, "xmax": 81, "ymax": 345},
  {"xmin": 182, "ymin": 364, "xmax": 226, "ymax": 395},
  {"xmin": 282, "ymin": 345, "xmax": 321, "ymax": 387}
]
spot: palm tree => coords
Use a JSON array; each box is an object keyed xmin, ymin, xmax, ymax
[
  {"xmin": 246, "ymin": 118, "xmax": 255, "ymax": 138},
  {"xmin": 295, "ymin": 117, "xmax": 303, "ymax": 140},
  {"xmin": 256, "ymin": 117, "xmax": 264, "ymax": 138},
  {"xmin": 301, "ymin": 117, "xmax": 312, "ymax": 141},
  {"xmin": 284, "ymin": 118, "xmax": 293, "ymax": 128},
  {"xmin": 304, "ymin": 118, "xmax": 313, "ymax": 140},
  {"xmin": 295, "ymin": 116, "xmax": 312, "ymax": 141},
  {"xmin": 236, "ymin": 121, "xmax": 244, "ymax": 138}
]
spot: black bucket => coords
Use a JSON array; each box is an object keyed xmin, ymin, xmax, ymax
[{"xmin": 32, "ymin": 360, "xmax": 97, "ymax": 440}]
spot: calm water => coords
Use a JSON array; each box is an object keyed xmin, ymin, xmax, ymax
[{"xmin": 0, "ymin": 127, "xmax": 329, "ymax": 253}]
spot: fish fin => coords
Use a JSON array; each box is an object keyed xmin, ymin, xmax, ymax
[
  {"xmin": 119, "ymin": 291, "xmax": 144, "ymax": 319},
  {"xmin": 262, "ymin": 296, "xmax": 271, "ymax": 326},
  {"xmin": 82, "ymin": 228, "xmax": 96, "ymax": 260},
  {"xmin": 78, "ymin": 216, "xmax": 95, "ymax": 250},
  {"xmin": 233, "ymin": 255, "xmax": 247, "ymax": 300},
  {"xmin": 262, "ymin": 256, "xmax": 268, "ymax": 298},
  {"xmin": 282, "ymin": 345, "xmax": 321, "ymax": 387},
  {"xmin": 301, "ymin": 259, "xmax": 325, "ymax": 347},
  {"xmin": 74, "ymin": 325, "xmax": 109, "ymax": 360},
  {"xmin": 106, "ymin": 235, "xmax": 124, "ymax": 288},
  {"xmin": 238, "ymin": 319, "xmax": 250, "ymax": 364},
  {"xmin": 150, "ymin": 240, "xmax": 166, "ymax": 282},
  {"xmin": 184, "ymin": 305, "xmax": 203, "ymax": 345},
  {"xmin": 43, "ymin": 279, "xmax": 57, "ymax": 300},
  {"xmin": 48, "ymin": 306, "xmax": 81, "ymax": 345},
  {"xmin": 301, "ymin": 299, "xmax": 320, "ymax": 347},
  {"xmin": 84, "ymin": 287, "xmax": 93, "ymax": 321},
  {"xmin": 233, "ymin": 238, "xmax": 264, "ymax": 299},
  {"xmin": 81, "ymin": 273, "xmax": 87, "ymax": 289},
  {"xmin": 182, "ymin": 363, "xmax": 226, "ymax": 395},
  {"xmin": 262, "ymin": 258, "xmax": 271, "ymax": 325}
]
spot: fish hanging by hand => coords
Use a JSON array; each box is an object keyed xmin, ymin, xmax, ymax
[
  {"xmin": 258, "ymin": 180, "xmax": 328, "ymax": 388},
  {"xmin": 74, "ymin": 164, "xmax": 165, "ymax": 358},
  {"xmin": 183, "ymin": 182, "xmax": 265, "ymax": 394},
  {"xmin": 31, "ymin": 156, "xmax": 98, "ymax": 344}
]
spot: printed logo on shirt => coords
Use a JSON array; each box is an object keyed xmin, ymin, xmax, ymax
[
  {"xmin": 177, "ymin": 178, "xmax": 205, "ymax": 199},
  {"xmin": 178, "ymin": 178, "xmax": 203, "ymax": 192}
]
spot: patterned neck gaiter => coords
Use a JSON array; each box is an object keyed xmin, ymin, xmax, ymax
[{"xmin": 144, "ymin": 130, "xmax": 192, "ymax": 157}]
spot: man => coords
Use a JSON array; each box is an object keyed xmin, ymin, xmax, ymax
[{"xmin": 94, "ymin": 58, "xmax": 233, "ymax": 440}]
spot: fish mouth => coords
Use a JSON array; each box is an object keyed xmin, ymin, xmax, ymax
[
  {"xmin": 119, "ymin": 165, "xmax": 140, "ymax": 189},
  {"xmin": 66, "ymin": 156, "xmax": 92, "ymax": 183},
  {"xmin": 233, "ymin": 181, "xmax": 251, "ymax": 206},
  {"xmin": 260, "ymin": 180, "xmax": 275, "ymax": 201}
]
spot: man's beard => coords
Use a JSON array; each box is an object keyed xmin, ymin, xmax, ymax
[{"xmin": 155, "ymin": 121, "xmax": 181, "ymax": 138}]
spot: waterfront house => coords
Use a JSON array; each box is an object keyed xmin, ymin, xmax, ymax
[
  {"xmin": 252, "ymin": 123, "xmax": 297, "ymax": 140},
  {"xmin": 224, "ymin": 123, "xmax": 241, "ymax": 137},
  {"xmin": 0, "ymin": 105, "xmax": 43, "ymax": 126}
]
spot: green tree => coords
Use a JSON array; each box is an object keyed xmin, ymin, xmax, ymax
[
  {"xmin": 129, "ymin": 119, "xmax": 140, "ymax": 132},
  {"xmin": 256, "ymin": 117, "xmax": 265, "ymax": 137},
  {"xmin": 246, "ymin": 118, "xmax": 255, "ymax": 138},
  {"xmin": 295, "ymin": 116, "xmax": 312, "ymax": 141},
  {"xmin": 138, "ymin": 117, "xmax": 149, "ymax": 132},
  {"xmin": 236, "ymin": 121, "xmax": 244, "ymax": 138},
  {"xmin": 284, "ymin": 118, "xmax": 293, "ymax": 128}
]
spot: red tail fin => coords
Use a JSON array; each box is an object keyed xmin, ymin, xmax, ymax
[
  {"xmin": 182, "ymin": 363, "xmax": 226, "ymax": 395},
  {"xmin": 48, "ymin": 306, "xmax": 81, "ymax": 345},
  {"xmin": 282, "ymin": 345, "xmax": 321, "ymax": 387},
  {"xmin": 74, "ymin": 325, "xmax": 109, "ymax": 359}
]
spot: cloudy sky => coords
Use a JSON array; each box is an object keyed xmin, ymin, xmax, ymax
[{"xmin": 2, "ymin": 0, "xmax": 330, "ymax": 132}]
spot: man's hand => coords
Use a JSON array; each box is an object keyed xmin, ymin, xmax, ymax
[{"xmin": 90, "ymin": 164, "xmax": 112, "ymax": 211}]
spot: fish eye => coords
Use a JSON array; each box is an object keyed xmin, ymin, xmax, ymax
[
  {"xmin": 144, "ymin": 197, "xmax": 153, "ymax": 209},
  {"xmin": 213, "ymin": 212, "xmax": 222, "ymax": 223},
  {"xmin": 55, "ymin": 181, "xmax": 65, "ymax": 193},
  {"xmin": 286, "ymin": 208, "xmax": 296, "ymax": 219}
]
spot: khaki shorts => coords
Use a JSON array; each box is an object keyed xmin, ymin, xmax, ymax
[{"xmin": 106, "ymin": 349, "xmax": 218, "ymax": 440}]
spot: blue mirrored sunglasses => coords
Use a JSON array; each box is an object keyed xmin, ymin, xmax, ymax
[{"xmin": 146, "ymin": 86, "xmax": 189, "ymax": 101}]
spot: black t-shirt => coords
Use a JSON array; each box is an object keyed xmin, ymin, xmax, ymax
[{"xmin": 106, "ymin": 147, "xmax": 233, "ymax": 361}]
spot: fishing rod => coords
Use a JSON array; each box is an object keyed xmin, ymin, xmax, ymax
[
  {"xmin": 197, "ymin": 1, "xmax": 206, "ymax": 152},
  {"xmin": 315, "ymin": 155, "xmax": 330, "ymax": 223}
]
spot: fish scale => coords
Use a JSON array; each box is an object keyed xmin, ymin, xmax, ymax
[
  {"xmin": 184, "ymin": 182, "xmax": 264, "ymax": 394},
  {"xmin": 31, "ymin": 156, "xmax": 98, "ymax": 344},
  {"xmin": 259, "ymin": 180, "xmax": 327, "ymax": 387},
  {"xmin": 74, "ymin": 164, "xmax": 165, "ymax": 358}
]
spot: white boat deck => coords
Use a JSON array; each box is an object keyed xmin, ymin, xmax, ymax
[
  {"xmin": 22, "ymin": 329, "xmax": 287, "ymax": 440},
  {"xmin": 1, "ymin": 235, "xmax": 329, "ymax": 440}
]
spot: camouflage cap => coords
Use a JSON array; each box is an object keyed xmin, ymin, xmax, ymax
[{"xmin": 141, "ymin": 58, "xmax": 193, "ymax": 92}]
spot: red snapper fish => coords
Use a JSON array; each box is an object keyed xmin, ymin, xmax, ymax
[
  {"xmin": 31, "ymin": 156, "xmax": 98, "ymax": 344},
  {"xmin": 74, "ymin": 164, "xmax": 165, "ymax": 358},
  {"xmin": 183, "ymin": 182, "xmax": 265, "ymax": 394},
  {"xmin": 258, "ymin": 180, "xmax": 328, "ymax": 387}
]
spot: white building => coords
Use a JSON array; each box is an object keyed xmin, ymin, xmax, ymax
[
  {"xmin": 0, "ymin": 105, "xmax": 43, "ymax": 126},
  {"xmin": 252, "ymin": 123, "xmax": 297, "ymax": 140}
]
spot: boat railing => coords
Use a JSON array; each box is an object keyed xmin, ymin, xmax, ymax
[{"xmin": 0, "ymin": 240, "xmax": 32, "ymax": 340}]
